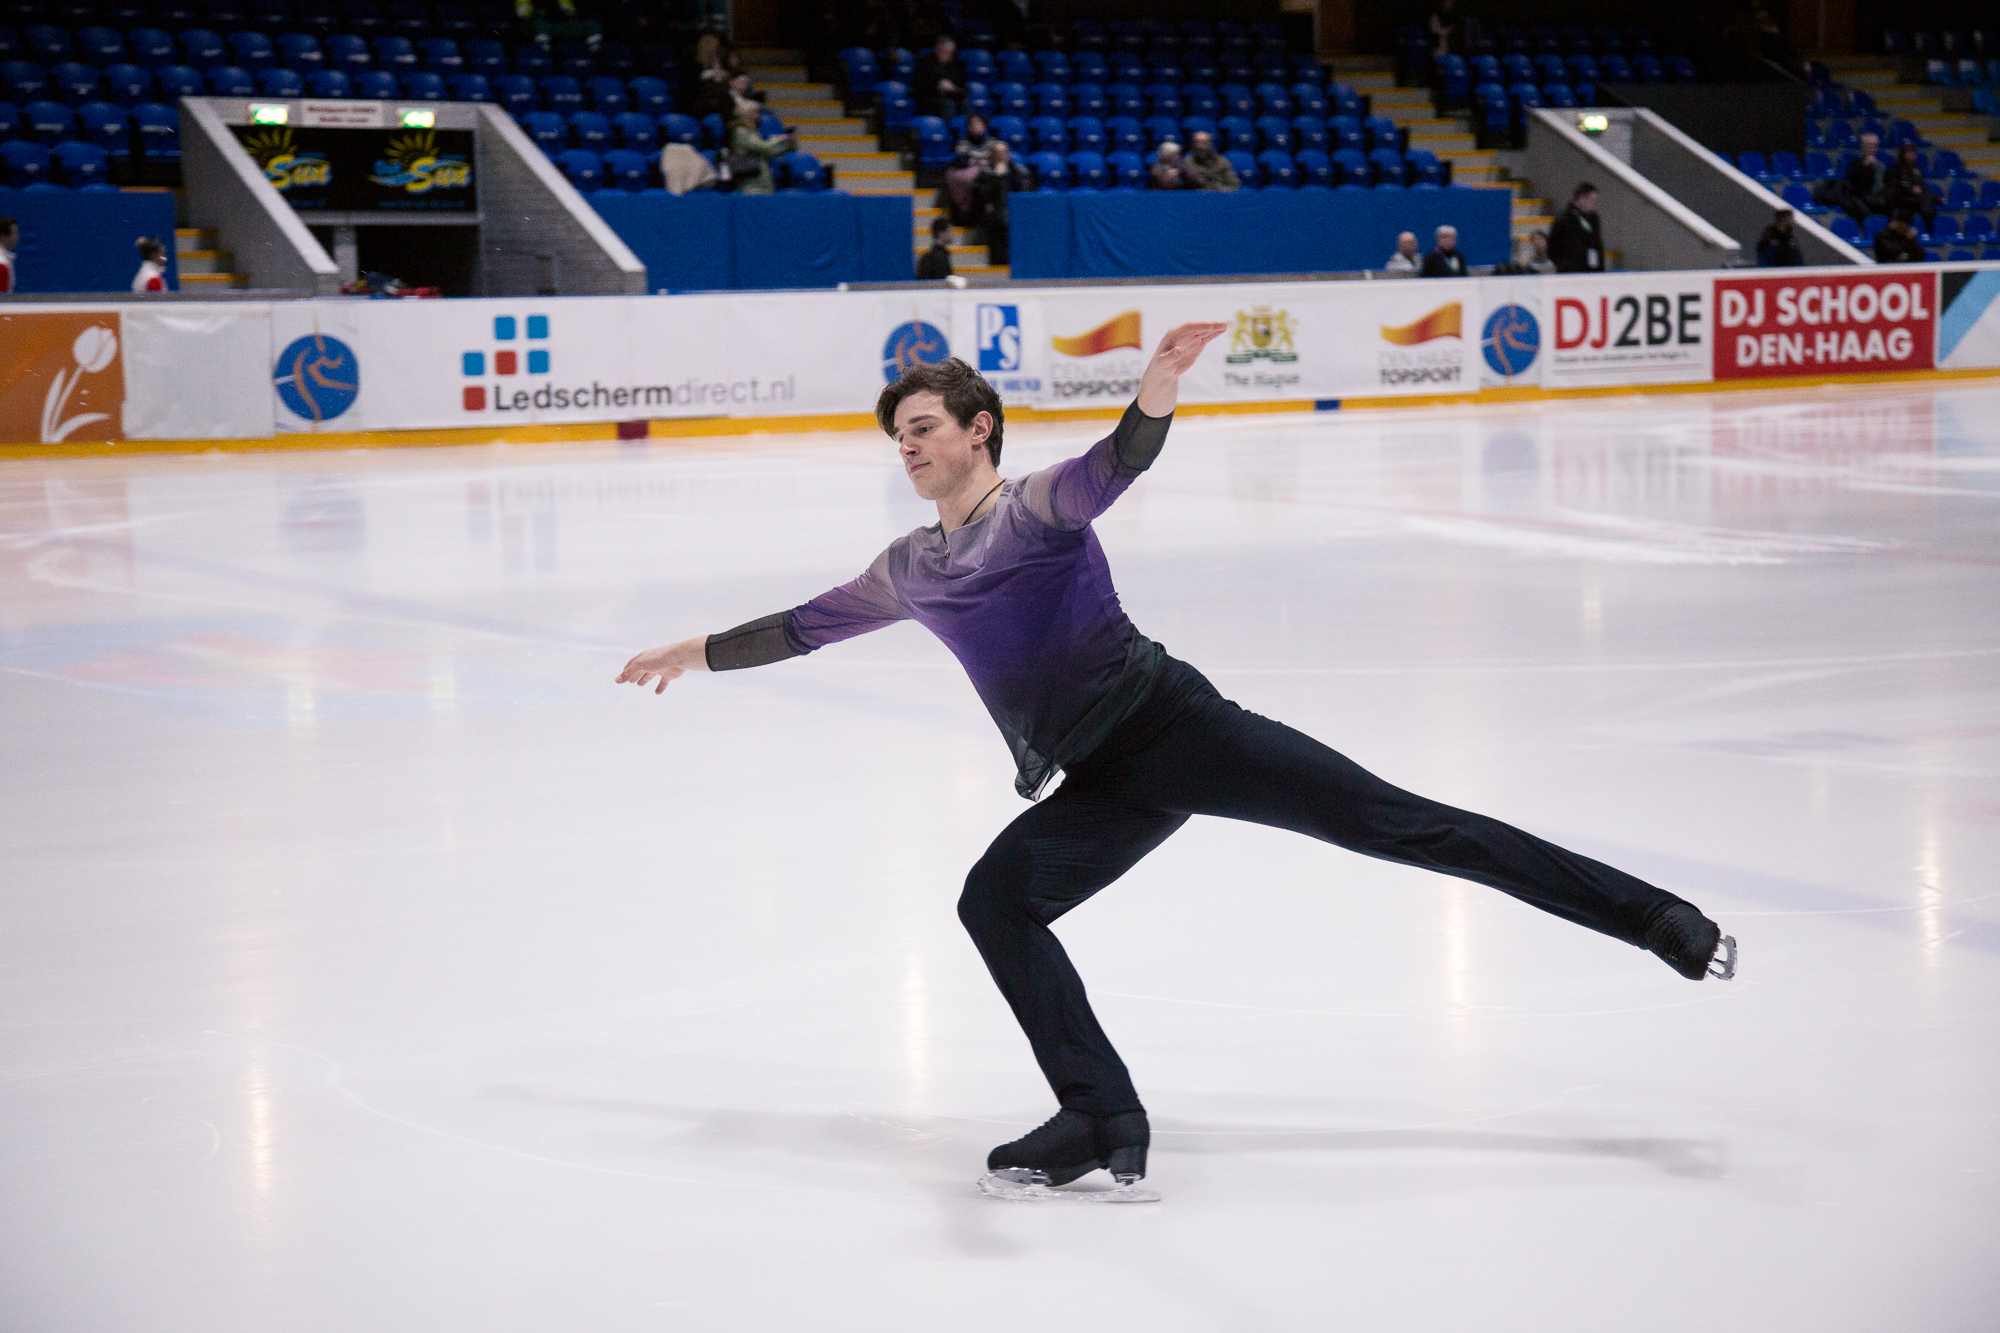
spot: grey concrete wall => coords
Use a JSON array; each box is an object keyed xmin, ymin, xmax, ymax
[
  {"xmin": 474, "ymin": 105, "xmax": 646, "ymax": 296},
  {"xmin": 1627, "ymin": 109, "xmax": 1870, "ymax": 268},
  {"xmin": 1522, "ymin": 110, "xmax": 1742, "ymax": 270},
  {"xmin": 1599, "ymin": 82, "xmax": 1807, "ymax": 159},
  {"xmin": 179, "ymin": 98, "xmax": 341, "ymax": 295}
]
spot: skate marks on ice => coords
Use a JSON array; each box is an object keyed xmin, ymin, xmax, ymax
[{"xmin": 977, "ymin": 1171, "xmax": 1162, "ymax": 1204}]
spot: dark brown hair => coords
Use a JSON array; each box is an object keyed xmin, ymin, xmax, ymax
[{"xmin": 876, "ymin": 357, "xmax": 1004, "ymax": 464}]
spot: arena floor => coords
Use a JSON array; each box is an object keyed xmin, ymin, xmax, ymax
[{"xmin": 3, "ymin": 381, "xmax": 1996, "ymax": 1331}]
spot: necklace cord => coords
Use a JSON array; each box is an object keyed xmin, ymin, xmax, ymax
[{"xmin": 945, "ymin": 478, "xmax": 1005, "ymax": 550}]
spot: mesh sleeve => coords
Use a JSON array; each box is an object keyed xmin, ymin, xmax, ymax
[
  {"xmin": 1019, "ymin": 400, "xmax": 1174, "ymax": 531},
  {"xmin": 704, "ymin": 612, "xmax": 805, "ymax": 672}
]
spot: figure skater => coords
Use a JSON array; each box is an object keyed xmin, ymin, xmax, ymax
[{"xmin": 616, "ymin": 323, "xmax": 1735, "ymax": 1197}]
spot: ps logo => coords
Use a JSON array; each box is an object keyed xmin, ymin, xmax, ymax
[{"xmin": 977, "ymin": 304, "xmax": 1021, "ymax": 372}]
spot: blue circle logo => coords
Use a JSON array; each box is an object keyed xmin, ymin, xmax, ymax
[
  {"xmin": 273, "ymin": 333, "xmax": 360, "ymax": 422},
  {"xmin": 1480, "ymin": 303, "xmax": 1540, "ymax": 379},
  {"xmin": 882, "ymin": 320, "xmax": 950, "ymax": 383}
]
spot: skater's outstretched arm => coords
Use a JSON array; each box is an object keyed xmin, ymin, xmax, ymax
[
  {"xmin": 1024, "ymin": 321, "xmax": 1227, "ymax": 530},
  {"xmin": 617, "ymin": 547, "xmax": 909, "ymax": 693}
]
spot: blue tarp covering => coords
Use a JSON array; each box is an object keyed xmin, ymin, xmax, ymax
[
  {"xmin": 0, "ymin": 188, "xmax": 180, "ymax": 293},
  {"xmin": 1009, "ymin": 187, "xmax": 1513, "ymax": 280},
  {"xmin": 592, "ymin": 192, "xmax": 915, "ymax": 291}
]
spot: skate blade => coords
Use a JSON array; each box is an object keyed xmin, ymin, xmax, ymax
[
  {"xmin": 977, "ymin": 1172, "xmax": 1161, "ymax": 1204},
  {"xmin": 1707, "ymin": 934, "xmax": 1738, "ymax": 981}
]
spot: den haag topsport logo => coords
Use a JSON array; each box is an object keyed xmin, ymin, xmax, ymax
[
  {"xmin": 1377, "ymin": 303, "xmax": 1465, "ymax": 385},
  {"xmin": 1714, "ymin": 272, "xmax": 1936, "ymax": 379},
  {"xmin": 1047, "ymin": 310, "xmax": 1146, "ymax": 401}
]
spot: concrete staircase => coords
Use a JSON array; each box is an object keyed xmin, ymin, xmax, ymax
[
  {"xmin": 174, "ymin": 226, "xmax": 246, "ymax": 290},
  {"xmin": 1819, "ymin": 55, "xmax": 2000, "ymax": 179},
  {"xmin": 1329, "ymin": 56, "xmax": 1545, "ymax": 256},
  {"xmin": 743, "ymin": 48, "xmax": 1006, "ymax": 278}
]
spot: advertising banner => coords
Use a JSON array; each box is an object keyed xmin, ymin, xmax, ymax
[
  {"xmin": 1476, "ymin": 274, "xmax": 1713, "ymax": 389},
  {"xmin": 1713, "ymin": 271, "xmax": 1936, "ymax": 379},
  {"xmin": 1938, "ymin": 268, "xmax": 2000, "ymax": 370},
  {"xmin": 231, "ymin": 124, "xmax": 476, "ymax": 212},
  {"xmin": 0, "ymin": 308, "xmax": 125, "ymax": 444}
]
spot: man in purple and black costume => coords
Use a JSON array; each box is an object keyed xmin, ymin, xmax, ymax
[{"xmin": 617, "ymin": 323, "xmax": 1737, "ymax": 1194}]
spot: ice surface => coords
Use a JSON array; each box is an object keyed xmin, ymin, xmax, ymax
[
  {"xmin": 978, "ymin": 1172, "xmax": 1163, "ymax": 1204},
  {"xmin": 2, "ymin": 382, "xmax": 1998, "ymax": 1331}
]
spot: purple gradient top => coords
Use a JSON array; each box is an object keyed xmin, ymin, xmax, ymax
[{"xmin": 784, "ymin": 411, "xmax": 1166, "ymax": 795}]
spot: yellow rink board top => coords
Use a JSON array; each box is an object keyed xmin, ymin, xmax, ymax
[{"xmin": 6, "ymin": 365, "xmax": 2000, "ymax": 460}]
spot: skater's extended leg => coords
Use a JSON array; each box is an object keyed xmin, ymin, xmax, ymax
[
  {"xmin": 958, "ymin": 788, "xmax": 1187, "ymax": 1117},
  {"xmin": 1115, "ymin": 671, "xmax": 1690, "ymax": 952}
]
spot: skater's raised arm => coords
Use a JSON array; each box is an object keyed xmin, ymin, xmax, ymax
[
  {"xmin": 617, "ymin": 548, "xmax": 909, "ymax": 693},
  {"xmin": 1023, "ymin": 321, "xmax": 1227, "ymax": 530}
]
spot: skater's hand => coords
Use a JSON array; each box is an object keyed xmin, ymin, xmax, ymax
[
  {"xmin": 616, "ymin": 636, "xmax": 709, "ymax": 694},
  {"xmin": 1137, "ymin": 321, "xmax": 1228, "ymax": 417}
]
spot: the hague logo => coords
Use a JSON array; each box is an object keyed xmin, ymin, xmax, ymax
[
  {"xmin": 1225, "ymin": 307, "xmax": 1299, "ymax": 364},
  {"xmin": 370, "ymin": 130, "xmax": 472, "ymax": 195},
  {"xmin": 240, "ymin": 126, "xmax": 331, "ymax": 193}
]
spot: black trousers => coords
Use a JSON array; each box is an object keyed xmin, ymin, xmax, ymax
[{"xmin": 957, "ymin": 656, "xmax": 1683, "ymax": 1117}]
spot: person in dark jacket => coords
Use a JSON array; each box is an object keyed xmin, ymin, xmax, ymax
[
  {"xmin": 976, "ymin": 140, "xmax": 1034, "ymax": 265},
  {"xmin": 1815, "ymin": 131, "xmax": 1885, "ymax": 224},
  {"xmin": 1872, "ymin": 210, "xmax": 1928, "ymax": 263},
  {"xmin": 1883, "ymin": 142, "xmax": 1937, "ymax": 225},
  {"xmin": 917, "ymin": 216, "xmax": 955, "ymax": 279},
  {"xmin": 1419, "ymin": 224, "xmax": 1469, "ymax": 276},
  {"xmin": 912, "ymin": 34, "xmax": 969, "ymax": 118},
  {"xmin": 1756, "ymin": 208, "xmax": 1804, "ymax": 266},
  {"xmin": 1548, "ymin": 183, "xmax": 1606, "ymax": 272}
]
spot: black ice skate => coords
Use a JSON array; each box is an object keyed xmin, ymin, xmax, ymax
[
  {"xmin": 977, "ymin": 1109, "xmax": 1160, "ymax": 1204},
  {"xmin": 1645, "ymin": 902, "xmax": 1738, "ymax": 980}
]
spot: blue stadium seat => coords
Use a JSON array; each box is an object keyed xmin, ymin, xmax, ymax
[
  {"xmin": 1405, "ymin": 148, "xmax": 1445, "ymax": 184},
  {"xmin": 626, "ymin": 75, "xmax": 670, "ymax": 116},
  {"xmin": 324, "ymin": 34, "xmax": 369, "ymax": 72},
  {"xmin": 1803, "ymin": 150, "xmax": 1834, "ymax": 179},
  {"xmin": 1145, "ymin": 83, "xmax": 1181, "ymax": 117},
  {"xmin": 1067, "ymin": 114, "xmax": 1106, "ymax": 153},
  {"xmin": 990, "ymin": 114, "xmax": 1029, "ymax": 154},
  {"xmin": 463, "ymin": 38, "xmax": 506, "ymax": 77},
  {"xmin": 1179, "ymin": 82, "xmax": 1220, "ymax": 117},
  {"xmin": 401, "ymin": 70, "xmax": 444, "ymax": 100},
  {"xmin": 23, "ymin": 99, "xmax": 72, "ymax": 145},
  {"xmin": 1965, "ymin": 215, "xmax": 1994, "ymax": 243},
  {"xmin": 419, "ymin": 37, "xmax": 462, "ymax": 73},
  {"xmin": 1104, "ymin": 115, "xmax": 1144, "ymax": 153},
  {"xmin": 512, "ymin": 44, "xmax": 552, "ymax": 78},
  {"xmin": 587, "ymin": 75, "xmax": 627, "ymax": 114},
  {"xmin": 782, "ymin": 151, "xmax": 827, "ymax": 191},
  {"xmin": 522, "ymin": 110, "xmax": 568, "ymax": 153},
  {"xmin": 540, "ymin": 74, "xmax": 583, "ymax": 114},
  {"xmin": 1028, "ymin": 114, "xmax": 1068, "ymax": 152},
  {"xmin": 258, "ymin": 67, "xmax": 304, "ymax": 96},
  {"xmin": 1294, "ymin": 147, "xmax": 1333, "ymax": 187},
  {"xmin": 46, "ymin": 61, "xmax": 99, "ymax": 105},
  {"xmin": 200, "ymin": 65, "xmax": 250, "ymax": 96},
  {"xmin": 229, "ymin": 31, "xmax": 276, "ymax": 71},
  {"xmin": 1069, "ymin": 82, "xmax": 1107, "ymax": 117},
  {"xmin": 1106, "ymin": 82, "xmax": 1144, "ymax": 117},
  {"xmin": 1030, "ymin": 82, "xmax": 1069, "ymax": 117},
  {"xmin": 493, "ymin": 73, "xmax": 536, "ymax": 115},
  {"xmin": 1141, "ymin": 114, "xmax": 1180, "ymax": 146},
  {"xmin": 353, "ymin": 69, "xmax": 397, "ymax": 99},
  {"xmin": 556, "ymin": 146, "xmax": 601, "ymax": 190},
  {"xmin": 912, "ymin": 114, "xmax": 952, "ymax": 167},
  {"xmin": 1543, "ymin": 82, "xmax": 1576, "ymax": 108},
  {"xmin": 449, "ymin": 72, "xmax": 491, "ymax": 102},
  {"xmin": 1368, "ymin": 145, "xmax": 1406, "ymax": 184},
  {"xmin": 660, "ymin": 112, "xmax": 700, "ymax": 146},
  {"xmin": 1257, "ymin": 147, "xmax": 1295, "ymax": 186},
  {"xmin": 24, "ymin": 25, "xmax": 73, "ymax": 63},
  {"xmin": 306, "ymin": 68, "xmax": 352, "ymax": 98},
  {"xmin": 1027, "ymin": 149, "xmax": 1067, "ymax": 189},
  {"xmin": 613, "ymin": 111, "xmax": 657, "ymax": 152},
  {"xmin": 275, "ymin": 34, "xmax": 323, "ymax": 72},
  {"xmin": 53, "ymin": 139, "xmax": 108, "ymax": 186},
  {"xmin": 1253, "ymin": 81, "xmax": 1291, "ymax": 116},
  {"xmin": 344, "ymin": 2, "xmax": 387, "ymax": 37},
  {"xmin": 877, "ymin": 80, "xmax": 914, "ymax": 133},
  {"xmin": 1224, "ymin": 147, "xmax": 1259, "ymax": 186},
  {"xmin": 3, "ymin": 138, "xmax": 54, "ymax": 186},
  {"xmin": 77, "ymin": 26, "xmax": 125, "ymax": 64},
  {"xmin": 128, "ymin": 28, "xmax": 176, "ymax": 68},
  {"xmin": 1067, "ymin": 149, "xmax": 1107, "ymax": 188},
  {"xmin": 1289, "ymin": 82, "xmax": 1326, "ymax": 116},
  {"xmin": 1106, "ymin": 148, "xmax": 1143, "ymax": 188},
  {"xmin": 134, "ymin": 101, "xmax": 180, "ymax": 163},
  {"xmin": 73, "ymin": 100, "xmax": 128, "ymax": 155},
  {"xmin": 179, "ymin": 29, "xmax": 226, "ymax": 68},
  {"xmin": 601, "ymin": 146, "xmax": 648, "ymax": 191},
  {"xmin": 1363, "ymin": 115, "xmax": 1404, "ymax": 151},
  {"xmin": 1254, "ymin": 114, "xmax": 1292, "ymax": 151}
]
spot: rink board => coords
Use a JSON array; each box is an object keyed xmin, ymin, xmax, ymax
[{"xmin": 4, "ymin": 263, "xmax": 2000, "ymax": 448}]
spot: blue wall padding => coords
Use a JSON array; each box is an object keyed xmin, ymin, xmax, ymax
[
  {"xmin": 593, "ymin": 192, "xmax": 915, "ymax": 291},
  {"xmin": 1009, "ymin": 187, "xmax": 1513, "ymax": 280},
  {"xmin": 0, "ymin": 188, "xmax": 180, "ymax": 293}
]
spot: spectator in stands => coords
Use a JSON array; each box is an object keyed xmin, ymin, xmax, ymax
[
  {"xmin": 690, "ymin": 34, "xmax": 744, "ymax": 119},
  {"xmin": 1815, "ymin": 131, "xmax": 1884, "ymax": 224},
  {"xmin": 661, "ymin": 141, "xmax": 719, "ymax": 194},
  {"xmin": 1756, "ymin": 209, "xmax": 1803, "ymax": 266},
  {"xmin": 1385, "ymin": 231, "xmax": 1421, "ymax": 273},
  {"xmin": 1426, "ymin": 0, "xmax": 1463, "ymax": 57},
  {"xmin": 1524, "ymin": 229, "xmax": 1555, "ymax": 273},
  {"xmin": 131, "ymin": 237, "xmax": 169, "ymax": 293},
  {"xmin": 943, "ymin": 114, "xmax": 997, "ymax": 225},
  {"xmin": 1420, "ymin": 225, "xmax": 1469, "ymax": 277},
  {"xmin": 913, "ymin": 34, "xmax": 969, "ymax": 119},
  {"xmin": 917, "ymin": 216, "xmax": 954, "ymax": 280},
  {"xmin": 0, "ymin": 217, "xmax": 16, "ymax": 294},
  {"xmin": 728, "ymin": 72, "xmax": 764, "ymax": 116},
  {"xmin": 1183, "ymin": 132, "xmax": 1241, "ymax": 191},
  {"xmin": 1150, "ymin": 142, "xmax": 1191, "ymax": 190},
  {"xmin": 726, "ymin": 103, "xmax": 794, "ymax": 194},
  {"xmin": 1884, "ymin": 143, "xmax": 1938, "ymax": 226},
  {"xmin": 1873, "ymin": 209, "xmax": 1927, "ymax": 263},
  {"xmin": 976, "ymin": 140, "xmax": 1034, "ymax": 265},
  {"xmin": 1548, "ymin": 183, "xmax": 1606, "ymax": 272}
]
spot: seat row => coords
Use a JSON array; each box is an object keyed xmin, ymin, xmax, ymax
[
  {"xmin": 0, "ymin": 60, "xmax": 674, "ymax": 112},
  {"xmin": 2, "ymin": 134, "xmax": 118, "ymax": 185},
  {"xmin": 5, "ymin": 2, "xmax": 534, "ymax": 45},
  {"xmin": 1823, "ymin": 209, "xmax": 2000, "ymax": 258},
  {"xmin": 0, "ymin": 30, "xmax": 662, "ymax": 82},
  {"xmin": 1744, "ymin": 148, "xmax": 1986, "ymax": 187},
  {"xmin": 843, "ymin": 42, "xmax": 1308, "ymax": 91},
  {"xmin": 1807, "ymin": 116, "xmax": 1931, "ymax": 150},
  {"xmin": 512, "ymin": 108, "xmax": 782, "ymax": 157},
  {"xmin": 1471, "ymin": 81, "xmax": 1596, "ymax": 147},
  {"xmin": 944, "ymin": 17, "xmax": 1288, "ymax": 54},
  {"xmin": 875, "ymin": 79, "xmax": 1364, "ymax": 131},
  {"xmin": 1011, "ymin": 145, "xmax": 1451, "ymax": 192},
  {"xmin": 1884, "ymin": 31, "xmax": 1996, "ymax": 59},
  {"xmin": 554, "ymin": 146, "xmax": 833, "ymax": 197},
  {"xmin": 911, "ymin": 112, "xmax": 1412, "ymax": 162},
  {"xmin": 1924, "ymin": 59, "xmax": 2000, "ymax": 89},
  {"xmin": 0, "ymin": 97, "xmax": 179, "ymax": 163}
]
